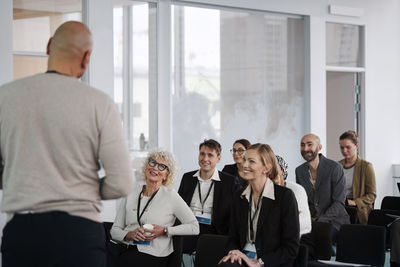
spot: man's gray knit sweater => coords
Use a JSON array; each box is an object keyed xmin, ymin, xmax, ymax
[{"xmin": 0, "ymin": 73, "xmax": 134, "ymax": 222}]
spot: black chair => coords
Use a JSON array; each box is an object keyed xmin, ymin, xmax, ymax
[
  {"xmin": 194, "ymin": 234, "xmax": 229, "ymax": 267},
  {"xmin": 102, "ymin": 222, "xmax": 182, "ymax": 267},
  {"xmin": 345, "ymin": 206, "xmax": 359, "ymax": 224},
  {"xmin": 103, "ymin": 222, "xmax": 118, "ymax": 267},
  {"xmin": 294, "ymin": 244, "xmax": 308, "ymax": 267},
  {"xmin": 381, "ymin": 196, "xmax": 400, "ymax": 211},
  {"xmin": 311, "ymin": 221, "xmax": 333, "ymax": 260},
  {"xmin": 335, "ymin": 224, "xmax": 386, "ymax": 267},
  {"xmin": 167, "ymin": 235, "xmax": 183, "ymax": 267},
  {"xmin": 368, "ymin": 209, "xmax": 400, "ymax": 250}
]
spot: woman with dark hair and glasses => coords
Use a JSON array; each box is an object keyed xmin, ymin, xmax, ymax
[
  {"xmin": 110, "ymin": 150, "xmax": 199, "ymax": 267},
  {"xmin": 222, "ymin": 139, "xmax": 251, "ymax": 189}
]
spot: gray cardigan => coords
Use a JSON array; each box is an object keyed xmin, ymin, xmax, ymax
[{"xmin": 295, "ymin": 154, "xmax": 349, "ymax": 230}]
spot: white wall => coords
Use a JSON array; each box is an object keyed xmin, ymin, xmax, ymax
[{"xmin": 364, "ymin": 0, "xmax": 400, "ymax": 207}]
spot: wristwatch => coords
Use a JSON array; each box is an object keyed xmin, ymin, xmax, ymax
[
  {"xmin": 164, "ymin": 226, "xmax": 168, "ymax": 235},
  {"xmin": 258, "ymin": 258, "xmax": 264, "ymax": 267}
]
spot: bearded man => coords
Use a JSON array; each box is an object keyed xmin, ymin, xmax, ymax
[{"xmin": 295, "ymin": 134, "xmax": 349, "ymax": 240}]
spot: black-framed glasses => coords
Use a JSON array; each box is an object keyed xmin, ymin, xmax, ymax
[
  {"xmin": 230, "ymin": 148, "xmax": 246, "ymax": 154},
  {"xmin": 148, "ymin": 158, "xmax": 169, "ymax": 172}
]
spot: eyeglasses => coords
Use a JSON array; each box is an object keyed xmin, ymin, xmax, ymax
[
  {"xmin": 148, "ymin": 158, "xmax": 169, "ymax": 172},
  {"xmin": 230, "ymin": 148, "xmax": 246, "ymax": 154}
]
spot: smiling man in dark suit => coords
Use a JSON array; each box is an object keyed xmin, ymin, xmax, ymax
[
  {"xmin": 295, "ymin": 134, "xmax": 349, "ymax": 240},
  {"xmin": 178, "ymin": 139, "xmax": 236, "ymax": 254}
]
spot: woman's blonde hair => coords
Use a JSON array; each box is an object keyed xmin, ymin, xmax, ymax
[
  {"xmin": 248, "ymin": 143, "xmax": 278, "ymax": 179},
  {"xmin": 141, "ymin": 149, "xmax": 178, "ymax": 187}
]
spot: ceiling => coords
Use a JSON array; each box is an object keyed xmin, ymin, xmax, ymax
[{"xmin": 13, "ymin": 0, "xmax": 82, "ymax": 13}]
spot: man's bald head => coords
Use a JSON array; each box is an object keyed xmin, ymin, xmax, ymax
[
  {"xmin": 301, "ymin": 133, "xmax": 321, "ymax": 145},
  {"xmin": 46, "ymin": 21, "xmax": 92, "ymax": 78},
  {"xmin": 48, "ymin": 21, "xmax": 92, "ymax": 59}
]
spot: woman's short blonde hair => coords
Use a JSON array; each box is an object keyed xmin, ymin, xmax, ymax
[{"xmin": 141, "ymin": 149, "xmax": 178, "ymax": 187}]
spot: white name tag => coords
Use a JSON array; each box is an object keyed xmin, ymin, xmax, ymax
[
  {"xmin": 243, "ymin": 243, "xmax": 257, "ymax": 260},
  {"xmin": 194, "ymin": 211, "xmax": 212, "ymax": 225}
]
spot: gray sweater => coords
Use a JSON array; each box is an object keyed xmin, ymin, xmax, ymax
[{"xmin": 0, "ymin": 73, "xmax": 134, "ymax": 222}]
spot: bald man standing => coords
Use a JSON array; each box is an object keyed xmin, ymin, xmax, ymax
[
  {"xmin": 0, "ymin": 21, "xmax": 134, "ymax": 266},
  {"xmin": 295, "ymin": 134, "xmax": 349, "ymax": 240}
]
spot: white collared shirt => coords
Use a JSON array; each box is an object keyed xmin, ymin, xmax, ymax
[
  {"xmin": 241, "ymin": 178, "xmax": 275, "ymax": 243},
  {"xmin": 189, "ymin": 168, "xmax": 220, "ymax": 215}
]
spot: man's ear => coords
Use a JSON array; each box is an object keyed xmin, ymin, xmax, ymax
[
  {"xmin": 318, "ymin": 143, "xmax": 322, "ymax": 151},
  {"xmin": 46, "ymin": 37, "xmax": 52, "ymax": 55},
  {"xmin": 81, "ymin": 50, "xmax": 91, "ymax": 70}
]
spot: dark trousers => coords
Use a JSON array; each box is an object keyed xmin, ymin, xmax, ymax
[
  {"xmin": 1, "ymin": 211, "xmax": 106, "ymax": 267},
  {"xmin": 108, "ymin": 242, "xmax": 168, "ymax": 267}
]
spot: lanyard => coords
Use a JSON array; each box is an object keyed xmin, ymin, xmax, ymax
[
  {"xmin": 137, "ymin": 187, "xmax": 159, "ymax": 227},
  {"xmin": 197, "ymin": 180, "xmax": 215, "ymax": 214},
  {"xmin": 248, "ymin": 188, "xmax": 263, "ymax": 243}
]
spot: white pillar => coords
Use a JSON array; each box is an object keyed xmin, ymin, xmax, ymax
[
  {"xmin": 157, "ymin": 0, "xmax": 172, "ymax": 151},
  {"xmin": 82, "ymin": 0, "xmax": 114, "ymax": 98},
  {"xmin": 0, "ymin": 0, "xmax": 13, "ymax": 85},
  {"xmin": 83, "ymin": 0, "xmax": 117, "ymax": 222},
  {"xmin": 305, "ymin": 16, "xmax": 327, "ymax": 150}
]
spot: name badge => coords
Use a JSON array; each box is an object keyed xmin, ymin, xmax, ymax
[
  {"xmin": 194, "ymin": 211, "xmax": 212, "ymax": 225},
  {"xmin": 131, "ymin": 240, "xmax": 151, "ymax": 246},
  {"xmin": 243, "ymin": 243, "xmax": 257, "ymax": 260}
]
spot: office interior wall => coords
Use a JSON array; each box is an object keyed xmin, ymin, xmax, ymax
[
  {"xmin": 364, "ymin": 0, "xmax": 400, "ymax": 207},
  {"xmin": 0, "ymin": 2, "xmax": 12, "ymax": 263}
]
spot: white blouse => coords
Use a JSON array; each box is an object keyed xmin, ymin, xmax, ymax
[{"xmin": 110, "ymin": 186, "xmax": 199, "ymax": 257}]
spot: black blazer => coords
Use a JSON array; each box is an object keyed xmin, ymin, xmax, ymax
[
  {"xmin": 296, "ymin": 154, "xmax": 349, "ymax": 230},
  {"xmin": 222, "ymin": 163, "xmax": 248, "ymax": 190},
  {"xmin": 227, "ymin": 182, "xmax": 300, "ymax": 267},
  {"xmin": 222, "ymin": 163, "xmax": 238, "ymax": 176},
  {"xmin": 178, "ymin": 170, "xmax": 236, "ymax": 235}
]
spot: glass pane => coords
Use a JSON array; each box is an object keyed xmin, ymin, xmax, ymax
[
  {"xmin": 326, "ymin": 22, "xmax": 363, "ymax": 67},
  {"xmin": 13, "ymin": 55, "xmax": 47, "ymax": 80},
  {"xmin": 13, "ymin": 0, "xmax": 82, "ymax": 78},
  {"xmin": 113, "ymin": 2, "xmax": 157, "ymax": 153},
  {"xmin": 172, "ymin": 6, "xmax": 306, "ymax": 179}
]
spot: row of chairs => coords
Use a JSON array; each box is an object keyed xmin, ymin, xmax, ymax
[
  {"xmin": 102, "ymin": 196, "xmax": 399, "ymax": 267},
  {"xmin": 186, "ymin": 222, "xmax": 386, "ymax": 267},
  {"xmin": 346, "ymin": 196, "xmax": 400, "ymax": 225},
  {"xmin": 102, "ymin": 222, "xmax": 386, "ymax": 267}
]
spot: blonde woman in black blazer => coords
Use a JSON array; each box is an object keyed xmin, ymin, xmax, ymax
[{"xmin": 219, "ymin": 144, "xmax": 299, "ymax": 267}]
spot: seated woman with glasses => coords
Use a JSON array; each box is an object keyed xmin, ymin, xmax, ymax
[
  {"xmin": 222, "ymin": 139, "xmax": 251, "ymax": 189},
  {"xmin": 110, "ymin": 150, "xmax": 199, "ymax": 267},
  {"xmin": 219, "ymin": 144, "xmax": 299, "ymax": 267}
]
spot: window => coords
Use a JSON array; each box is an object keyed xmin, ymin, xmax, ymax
[
  {"xmin": 113, "ymin": 2, "xmax": 157, "ymax": 153},
  {"xmin": 13, "ymin": 0, "xmax": 82, "ymax": 80},
  {"xmin": 326, "ymin": 22, "xmax": 364, "ymax": 67},
  {"xmin": 172, "ymin": 5, "xmax": 306, "ymax": 175}
]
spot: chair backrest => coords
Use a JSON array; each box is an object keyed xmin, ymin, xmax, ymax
[
  {"xmin": 345, "ymin": 206, "xmax": 359, "ymax": 224},
  {"xmin": 194, "ymin": 234, "xmax": 229, "ymax": 267},
  {"xmin": 103, "ymin": 221, "xmax": 113, "ymax": 241},
  {"xmin": 368, "ymin": 209, "xmax": 400, "ymax": 249},
  {"xmin": 336, "ymin": 224, "xmax": 386, "ymax": 267},
  {"xmin": 167, "ymin": 235, "xmax": 183, "ymax": 267},
  {"xmin": 381, "ymin": 196, "xmax": 400, "ymax": 211},
  {"xmin": 311, "ymin": 221, "xmax": 332, "ymax": 260}
]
